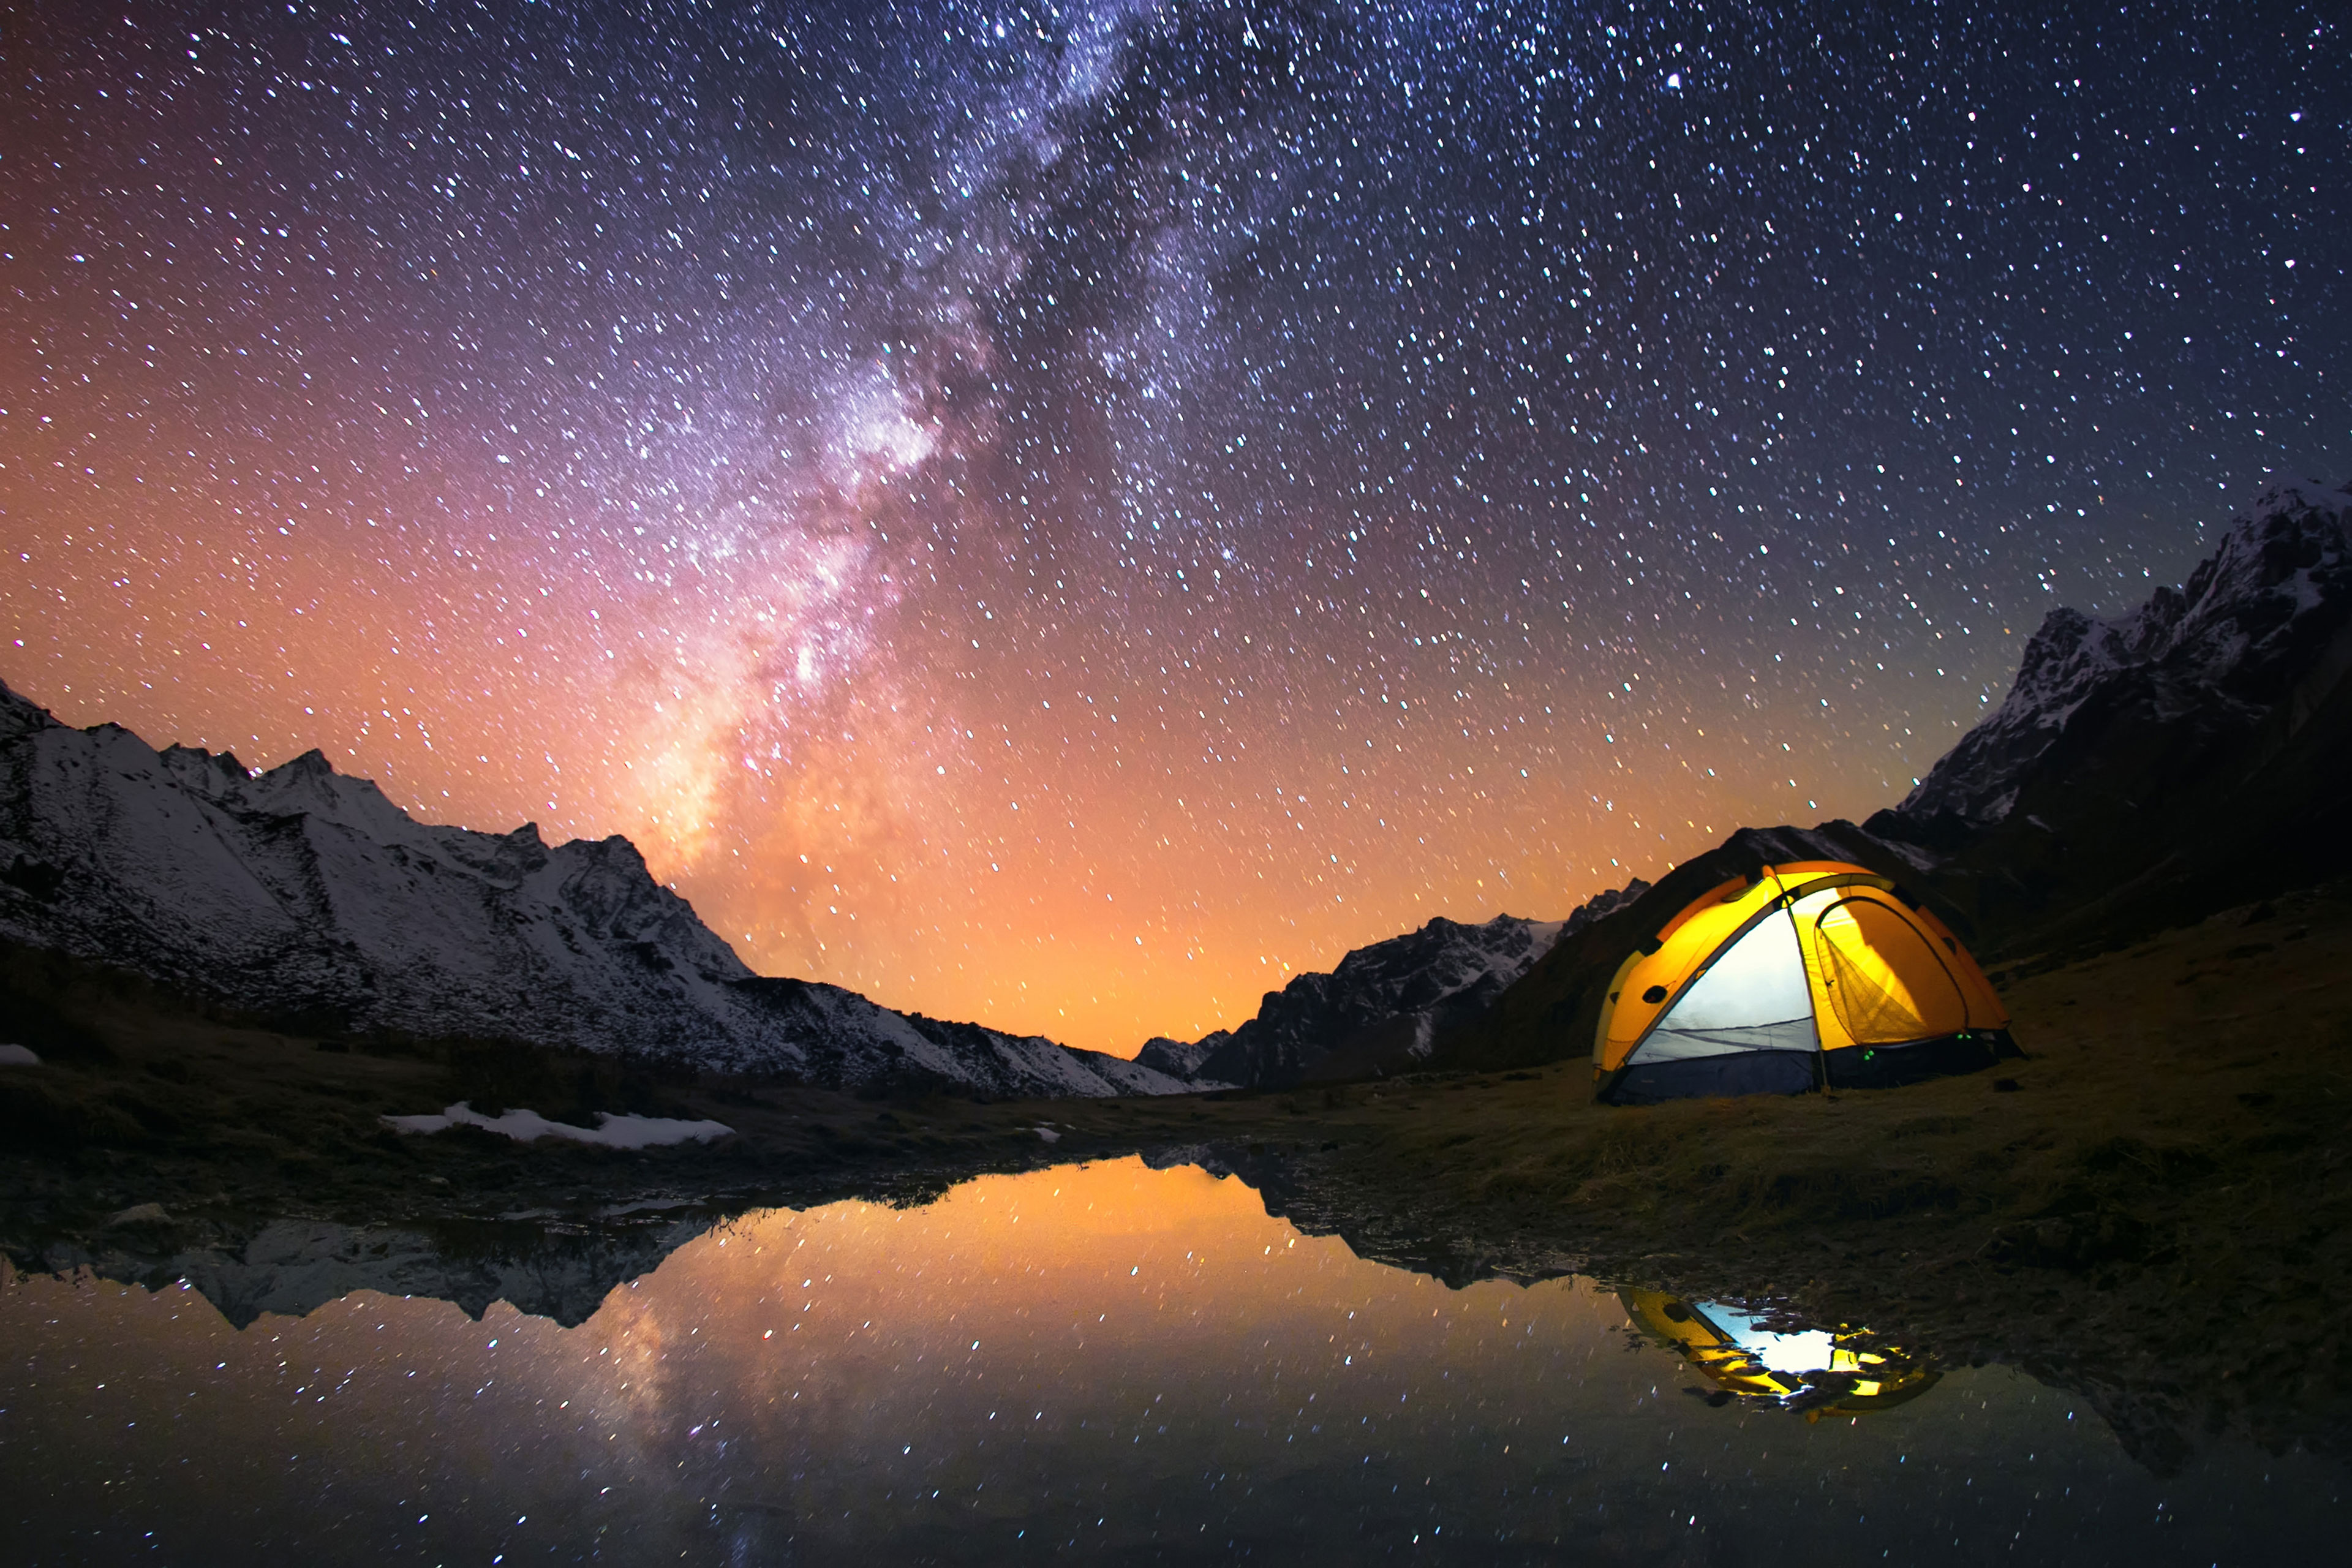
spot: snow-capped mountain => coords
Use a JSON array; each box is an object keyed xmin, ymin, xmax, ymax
[
  {"xmin": 1866, "ymin": 479, "xmax": 2352, "ymax": 954},
  {"xmin": 0, "ymin": 685, "xmax": 1186, "ymax": 1098},
  {"xmin": 1157, "ymin": 892, "xmax": 1645, "ymax": 1090},
  {"xmin": 1892, "ymin": 480, "xmax": 2352, "ymax": 831}
]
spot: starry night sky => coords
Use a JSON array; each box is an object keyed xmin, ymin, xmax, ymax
[{"xmin": 4, "ymin": 1, "xmax": 2343, "ymax": 1051}]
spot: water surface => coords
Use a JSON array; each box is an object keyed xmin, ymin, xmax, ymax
[{"xmin": 4, "ymin": 1158, "xmax": 2338, "ymax": 1564}]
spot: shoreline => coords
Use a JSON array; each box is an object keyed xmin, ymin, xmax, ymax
[{"xmin": 7, "ymin": 878, "xmax": 2350, "ymax": 1471}]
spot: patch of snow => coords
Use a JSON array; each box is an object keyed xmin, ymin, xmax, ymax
[
  {"xmin": 0, "ymin": 1043, "xmax": 41, "ymax": 1066},
  {"xmin": 595, "ymin": 1197, "xmax": 697, "ymax": 1218},
  {"xmin": 1033, "ymin": 1125, "xmax": 1062, "ymax": 1143},
  {"xmin": 1405, "ymin": 1013, "xmax": 1437, "ymax": 1060},
  {"xmin": 382, "ymin": 1101, "xmax": 734, "ymax": 1148}
]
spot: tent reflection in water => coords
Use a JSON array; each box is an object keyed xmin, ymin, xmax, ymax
[
  {"xmin": 1621, "ymin": 1289, "xmax": 1942, "ymax": 1419},
  {"xmin": 1595, "ymin": 860, "xmax": 2018, "ymax": 1104}
]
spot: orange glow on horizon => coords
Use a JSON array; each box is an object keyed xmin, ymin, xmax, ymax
[
  {"xmin": 0, "ymin": 493, "xmax": 1948, "ymax": 1053},
  {"xmin": 2, "ymin": 298, "xmax": 1994, "ymax": 1057}
]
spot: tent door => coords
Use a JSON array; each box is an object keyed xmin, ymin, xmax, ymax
[{"xmin": 1629, "ymin": 907, "xmax": 1818, "ymax": 1063}]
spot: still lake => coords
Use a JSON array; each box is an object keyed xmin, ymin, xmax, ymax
[{"xmin": 4, "ymin": 1156, "xmax": 2339, "ymax": 1564}]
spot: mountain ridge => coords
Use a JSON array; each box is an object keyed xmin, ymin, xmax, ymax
[
  {"xmin": 15, "ymin": 480, "xmax": 2342, "ymax": 1096},
  {"xmin": 1863, "ymin": 477, "xmax": 2352, "ymax": 957},
  {"xmin": 1146, "ymin": 895, "xmax": 1644, "ymax": 1090},
  {"xmin": 0, "ymin": 685, "xmax": 1185, "ymax": 1099}
]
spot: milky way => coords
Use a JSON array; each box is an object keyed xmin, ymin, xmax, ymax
[{"xmin": 4, "ymin": 2, "xmax": 2343, "ymax": 1050}]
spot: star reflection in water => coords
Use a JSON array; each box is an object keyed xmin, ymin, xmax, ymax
[{"xmin": 1, "ymin": 1157, "xmax": 2338, "ymax": 1564}]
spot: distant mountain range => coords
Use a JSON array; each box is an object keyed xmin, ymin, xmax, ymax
[
  {"xmin": 1863, "ymin": 477, "xmax": 2352, "ymax": 959},
  {"xmin": 0, "ymin": 693, "xmax": 1185, "ymax": 1098},
  {"xmin": 1137, "ymin": 900, "xmax": 1642, "ymax": 1089}
]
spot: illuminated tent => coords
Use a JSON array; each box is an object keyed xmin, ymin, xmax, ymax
[
  {"xmin": 1595, "ymin": 860, "xmax": 2015, "ymax": 1104},
  {"xmin": 1619, "ymin": 1288, "xmax": 1940, "ymax": 1417}
]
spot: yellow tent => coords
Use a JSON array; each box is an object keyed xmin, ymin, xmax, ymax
[
  {"xmin": 1620, "ymin": 1288, "xmax": 1941, "ymax": 1417},
  {"xmin": 1596, "ymin": 860, "xmax": 2014, "ymax": 1103}
]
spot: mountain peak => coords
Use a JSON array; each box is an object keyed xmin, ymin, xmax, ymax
[
  {"xmin": 1860, "ymin": 478, "xmax": 2352, "ymax": 959},
  {"xmin": 1182, "ymin": 911, "xmax": 1574, "ymax": 1088},
  {"xmin": 1895, "ymin": 481, "xmax": 2351, "ymax": 827}
]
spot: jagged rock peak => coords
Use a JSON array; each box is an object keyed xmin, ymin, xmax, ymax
[
  {"xmin": 1182, "ymin": 910, "xmax": 1578, "ymax": 1089},
  {"xmin": 1896, "ymin": 480, "xmax": 2351, "ymax": 826}
]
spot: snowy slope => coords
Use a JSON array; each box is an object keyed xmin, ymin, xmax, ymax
[
  {"xmin": 0, "ymin": 687, "xmax": 1188, "ymax": 1098},
  {"xmin": 1892, "ymin": 480, "xmax": 2352, "ymax": 829}
]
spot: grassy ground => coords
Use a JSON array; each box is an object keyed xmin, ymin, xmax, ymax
[
  {"xmin": 1186, "ymin": 880, "xmax": 2352, "ymax": 1470},
  {"xmin": 6, "ymin": 880, "xmax": 2350, "ymax": 1469}
]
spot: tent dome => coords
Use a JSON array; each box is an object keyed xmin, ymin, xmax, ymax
[{"xmin": 1595, "ymin": 860, "xmax": 2015, "ymax": 1104}]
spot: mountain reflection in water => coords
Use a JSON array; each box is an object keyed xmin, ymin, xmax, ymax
[{"xmin": 3, "ymin": 1158, "xmax": 2339, "ymax": 1565}]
